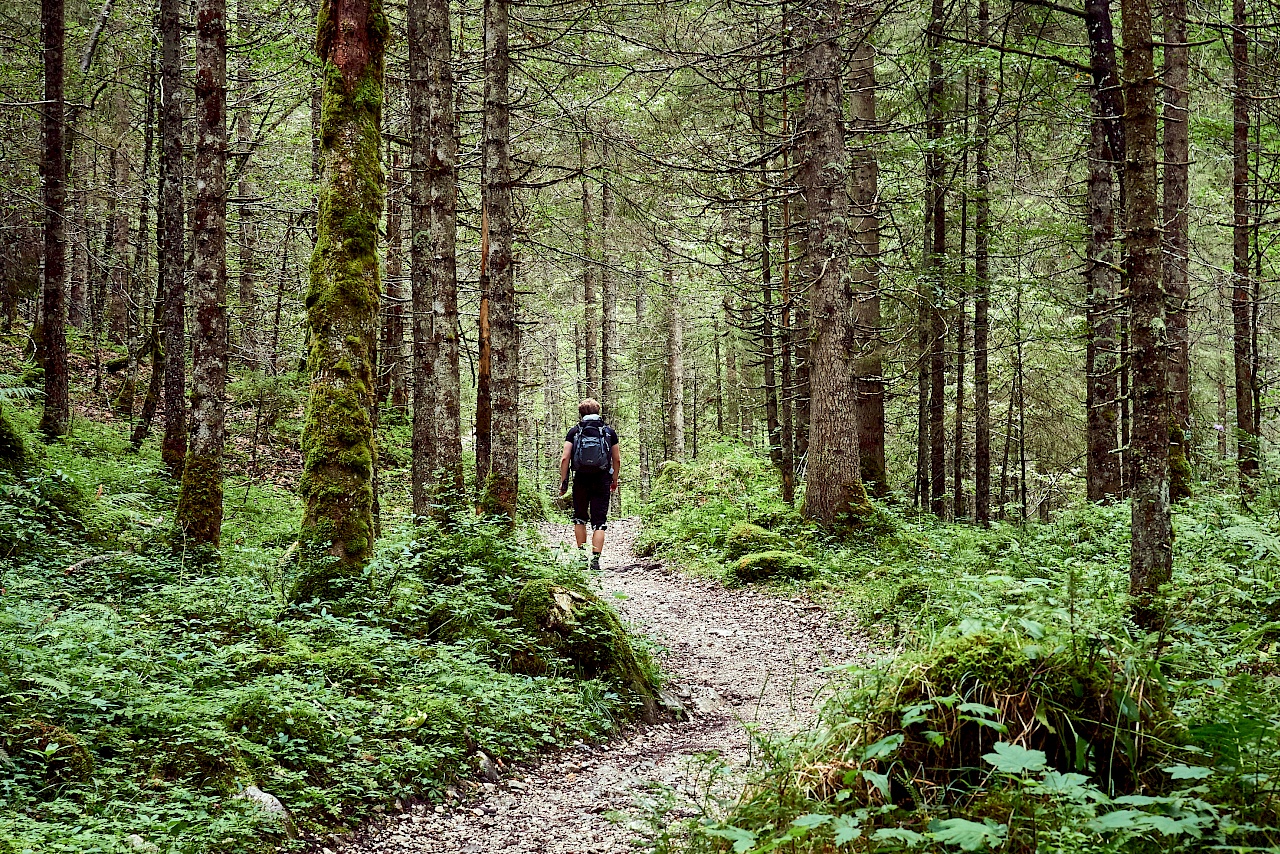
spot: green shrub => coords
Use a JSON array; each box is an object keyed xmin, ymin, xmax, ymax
[{"xmin": 730, "ymin": 550, "xmax": 815, "ymax": 583}]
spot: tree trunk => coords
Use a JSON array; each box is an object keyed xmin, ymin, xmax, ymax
[
  {"xmin": 723, "ymin": 293, "xmax": 740, "ymax": 437},
  {"xmin": 799, "ymin": 0, "xmax": 865, "ymax": 528},
  {"xmin": 38, "ymin": 0, "xmax": 70, "ymax": 440},
  {"xmin": 177, "ymin": 0, "xmax": 228, "ymax": 548},
  {"xmin": 1122, "ymin": 0, "xmax": 1172, "ymax": 625},
  {"xmin": 1086, "ymin": 98, "xmax": 1123, "ymax": 502},
  {"xmin": 296, "ymin": 0, "xmax": 387, "ymax": 598},
  {"xmin": 481, "ymin": 0, "xmax": 518, "ymax": 520},
  {"xmin": 849, "ymin": 25, "xmax": 886, "ymax": 499},
  {"xmin": 381, "ymin": 152, "xmax": 406, "ymax": 409},
  {"xmin": 760, "ymin": 206, "xmax": 782, "ymax": 470},
  {"xmin": 1231, "ymin": 0, "xmax": 1258, "ymax": 486},
  {"xmin": 601, "ymin": 179, "xmax": 618, "ymax": 417},
  {"xmin": 1163, "ymin": 0, "xmax": 1191, "ymax": 500},
  {"xmin": 973, "ymin": 0, "xmax": 991, "ymax": 525},
  {"xmin": 926, "ymin": 0, "xmax": 947, "ymax": 517},
  {"xmin": 159, "ymin": 0, "xmax": 187, "ymax": 475},
  {"xmin": 581, "ymin": 144, "xmax": 599, "ymax": 401},
  {"xmin": 111, "ymin": 150, "xmax": 137, "ymax": 417},
  {"xmin": 664, "ymin": 244, "xmax": 685, "ymax": 459},
  {"xmin": 235, "ymin": 0, "xmax": 259, "ymax": 366},
  {"xmin": 636, "ymin": 266, "xmax": 651, "ymax": 496}
]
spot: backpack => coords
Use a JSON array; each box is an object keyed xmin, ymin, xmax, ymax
[{"xmin": 572, "ymin": 417, "xmax": 612, "ymax": 474}]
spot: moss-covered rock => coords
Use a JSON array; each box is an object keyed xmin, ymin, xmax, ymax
[
  {"xmin": 0, "ymin": 407, "xmax": 27, "ymax": 475},
  {"xmin": 511, "ymin": 579, "xmax": 658, "ymax": 722},
  {"xmin": 724, "ymin": 521, "xmax": 786, "ymax": 560},
  {"xmin": 730, "ymin": 550, "xmax": 815, "ymax": 583},
  {"xmin": 6, "ymin": 720, "xmax": 93, "ymax": 786}
]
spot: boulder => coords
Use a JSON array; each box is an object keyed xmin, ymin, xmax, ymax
[
  {"xmin": 234, "ymin": 785, "xmax": 297, "ymax": 837},
  {"xmin": 723, "ymin": 521, "xmax": 785, "ymax": 560},
  {"xmin": 730, "ymin": 550, "xmax": 815, "ymax": 583},
  {"xmin": 512, "ymin": 579, "xmax": 658, "ymax": 722}
]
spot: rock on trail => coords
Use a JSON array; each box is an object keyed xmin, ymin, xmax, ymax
[{"xmin": 341, "ymin": 518, "xmax": 871, "ymax": 854}]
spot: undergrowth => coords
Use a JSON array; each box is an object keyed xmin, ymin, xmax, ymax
[
  {"xmin": 0, "ymin": 405, "xmax": 655, "ymax": 854},
  {"xmin": 640, "ymin": 443, "xmax": 1280, "ymax": 853}
]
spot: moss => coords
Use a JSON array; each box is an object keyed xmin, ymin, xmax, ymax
[
  {"xmin": 175, "ymin": 450, "xmax": 225, "ymax": 548},
  {"xmin": 0, "ymin": 406, "xmax": 27, "ymax": 474},
  {"xmin": 730, "ymin": 550, "xmax": 815, "ymax": 583},
  {"xmin": 146, "ymin": 721, "xmax": 250, "ymax": 794},
  {"xmin": 225, "ymin": 688, "xmax": 331, "ymax": 768},
  {"xmin": 724, "ymin": 521, "xmax": 786, "ymax": 560},
  {"xmin": 511, "ymin": 579, "xmax": 658, "ymax": 721},
  {"xmin": 1170, "ymin": 421, "xmax": 1193, "ymax": 502},
  {"xmin": 6, "ymin": 720, "xmax": 93, "ymax": 787}
]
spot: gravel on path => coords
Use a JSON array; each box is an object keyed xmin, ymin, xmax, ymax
[{"xmin": 339, "ymin": 517, "xmax": 871, "ymax": 854}]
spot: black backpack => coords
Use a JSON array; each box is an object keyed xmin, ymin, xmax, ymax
[{"xmin": 572, "ymin": 418, "xmax": 612, "ymax": 473}]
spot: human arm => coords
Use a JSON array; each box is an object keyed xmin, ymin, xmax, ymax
[
  {"xmin": 559, "ymin": 441, "xmax": 573, "ymax": 495},
  {"xmin": 610, "ymin": 443, "xmax": 621, "ymax": 491}
]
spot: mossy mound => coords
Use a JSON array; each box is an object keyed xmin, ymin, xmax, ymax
[
  {"xmin": 724, "ymin": 522, "xmax": 785, "ymax": 560},
  {"xmin": 511, "ymin": 579, "xmax": 658, "ymax": 722},
  {"xmin": 6, "ymin": 720, "xmax": 93, "ymax": 786},
  {"xmin": 806, "ymin": 630, "xmax": 1178, "ymax": 805},
  {"xmin": 731, "ymin": 550, "xmax": 815, "ymax": 583},
  {"xmin": 0, "ymin": 407, "xmax": 27, "ymax": 475},
  {"xmin": 143, "ymin": 718, "xmax": 251, "ymax": 794}
]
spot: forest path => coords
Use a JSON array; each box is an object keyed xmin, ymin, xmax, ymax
[{"xmin": 342, "ymin": 518, "xmax": 870, "ymax": 854}]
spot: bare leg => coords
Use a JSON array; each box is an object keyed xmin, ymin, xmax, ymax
[
  {"xmin": 592, "ymin": 528, "xmax": 606, "ymax": 555},
  {"xmin": 574, "ymin": 523, "xmax": 588, "ymax": 548}
]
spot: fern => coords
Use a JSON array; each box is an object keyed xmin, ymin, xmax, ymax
[{"xmin": 0, "ymin": 374, "xmax": 41, "ymax": 404}]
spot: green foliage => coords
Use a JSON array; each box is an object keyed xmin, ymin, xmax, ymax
[
  {"xmin": 0, "ymin": 411, "xmax": 658, "ymax": 854},
  {"xmin": 723, "ymin": 522, "xmax": 785, "ymax": 560},
  {"xmin": 730, "ymin": 550, "xmax": 815, "ymax": 583}
]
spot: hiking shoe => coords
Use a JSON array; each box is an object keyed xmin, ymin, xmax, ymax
[{"xmin": 590, "ymin": 553, "xmax": 601, "ymax": 572}]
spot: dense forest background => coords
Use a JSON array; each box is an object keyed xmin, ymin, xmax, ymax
[{"xmin": 5, "ymin": 0, "xmax": 1280, "ymax": 849}]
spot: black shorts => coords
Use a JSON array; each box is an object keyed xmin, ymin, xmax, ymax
[{"xmin": 571, "ymin": 472, "xmax": 611, "ymax": 530}]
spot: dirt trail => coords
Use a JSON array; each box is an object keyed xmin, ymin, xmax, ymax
[{"xmin": 341, "ymin": 518, "xmax": 870, "ymax": 854}]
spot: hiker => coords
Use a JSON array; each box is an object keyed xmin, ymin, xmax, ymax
[{"xmin": 559, "ymin": 398, "xmax": 620, "ymax": 570}]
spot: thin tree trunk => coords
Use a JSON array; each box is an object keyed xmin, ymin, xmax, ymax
[
  {"xmin": 296, "ymin": 0, "xmax": 387, "ymax": 597},
  {"xmin": 1086, "ymin": 99, "xmax": 1123, "ymax": 502},
  {"xmin": 581, "ymin": 142, "xmax": 599, "ymax": 401},
  {"xmin": 1163, "ymin": 0, "xmax": 1191, "ymax": 500},
  {"xmin": 159, "ymin": 0, "xmax": 187, "ymax": 475},
  {"xmin": 973, "ymin": 0, "xmax": 991, "ymax": 524},
  {"xmin": 112, "ymin": 150, "xmax": 137, "ymax": 417},
  {"xmin": 926, "ymin": 0, "xmax": 947, "ymax": 517},
  {"xmin": 636, "ymin": 265, "xmax": 651, "ymax": 497},
  {"xmin": 1231, "ymin": 0, "xmax": 1258, "ymax": 485},
  {"xmin": 381, "ymin": 152, "xmax": 406, "ymax": 408},
  {"xmin": 235, "ymin": 0, "xmax": 259, "ymax": 366},
  {"xmin": 761, "ymin": 208, "xmax": 782, "ymax": 471},
  {"xmin": 664, "ymin": 243, "xmax": 685, "ymax": 459},
  {"xmin": 1122, "ymin": 0, "xmax": 1172, "ymax": 624},
  {"xmin": 482, "ymin": 0, "xmax": 518, "ymax": 519},
  {"xmin": 38, "ymin": 0, "xmax": 70, "ymax": 439},
  {"xmin": 799, "ymin": 0, "xmax": 865, "ymax": 528},
  {"xmin": 601, "ymin": 179, "xmax": 618, "ymax": 417},
  {"xmin": 849, "ymin": 25, "xmax": 886, "ymax": 499},
  {"xmin": 177, "ymin": 0, "xmax": 228, "ymax": 548},
  {"xmin": 724, "ymin": 293, "xmax": 740, "ymax": 438}
]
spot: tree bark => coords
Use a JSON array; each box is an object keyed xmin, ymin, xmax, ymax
[
  {"xmin": 381, "ymin": 152, "xmax": 406, "ymax": 408},
  {"xmin": 481, "ymin": 0, "xmax": 518, "ymax": 519},
  {"xmin": 1163, "ymin": 0, "xmax": 1191, "ymax": 500},
  {"xmin": 160, "ymin": 0, "xmax": 187, "ymax": 475},
  {"xmin": 926, "ymin": 0, "xmax": 947, "ymax": 517},
  {"xmin": 177, "ymin": 0, "xmax": 229, "ymax": 548},
  {"xmin": 1086, "ymin": 97, "xmax": 1123, "ymax": 502},
  {"xmin": 296, "ymin": 0, "xmax": 387, "ymax": 598},
  {"xmin": 581, "ymin": 143, "xmax": 599, "ymax": 401},
  {"xmin": 601, "ymin": 178, "xmax": 618, "ymax": 417},
  {"xmin": 235, "ymin": 0, "xmax": 259, "ymax": 366},
  {"xmin": 664, "ymin": 243, "xmax": 685, "ymax": 459},
  {"xmin": 38, "ymin": 0, "xmax": 70, "ymax": 440},
  {"xmin": 849, "ymin": 23, "xmax": 886, "ymax": 499},
  {"xmin": 1231, "ymin": 0, "xmax": 1258, "ymax": 485},
  {"xmin": 799, "ymin": 0, "xmax": 865, "ymax": 528},
  {"xmin": 973, "ymin": 0, "xmax": 991, "ymax": 525},
  {"xmin": 1122, "ymin": 0, "xmax": 1172, "ymax": 625}
]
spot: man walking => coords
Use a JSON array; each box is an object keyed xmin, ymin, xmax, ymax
[{"xmin": 559, "ymin": 398, "xmax": 620, "ymax": 570}]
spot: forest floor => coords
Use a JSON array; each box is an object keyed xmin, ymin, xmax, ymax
[{"xmin": 340, "ymin": 518, "xmax": 873, "ymax": 854}]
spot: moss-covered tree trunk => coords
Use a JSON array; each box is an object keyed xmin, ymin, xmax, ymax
[
  {"xmin": 296, "ymin": 0, "xmax": 387, "ymax": 599},
  {"xmin": 799, "ymin": 0, "xmax": 868, "ymax": 529},
  {"xmin": 481, "ymin": 0, "xmax": 518, "ymax": 520},
  {"xmin": 177, "ymin": 0, "xmax": 228, "ymax": 548}
]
